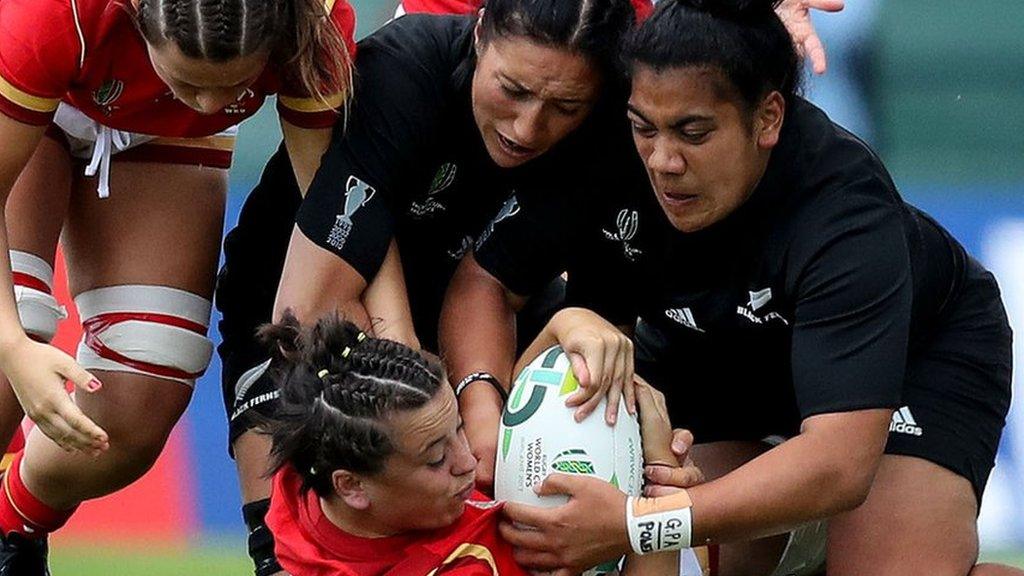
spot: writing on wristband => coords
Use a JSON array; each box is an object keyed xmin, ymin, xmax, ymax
[
  {"xmin": 454, "ymin": 371, "xmax": 508, "ymax": 403},
  {"xmin": 626, "ymin": 490, "xmax": 693, "ymax": 554}
]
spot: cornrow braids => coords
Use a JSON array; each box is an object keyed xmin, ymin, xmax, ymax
[
  {"xmin": 259, "ymin": 313, "xmax": 445, "ymax": 497},
  {"xmin": 136, "ymin": 0, "xmax": 351, "ymax": 108}
]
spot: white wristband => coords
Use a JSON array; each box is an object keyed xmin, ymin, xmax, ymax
[{"xmin": 625, "ymin": 492, "xmax": 693, "ymax": 554}]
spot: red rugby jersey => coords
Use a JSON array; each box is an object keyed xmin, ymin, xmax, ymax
[
  {"xmin": 401, "ymin": 0, "xmax": 654, "ymax": 20},
  {"xmin": 267, "ymin": 465, "xmax": 528, "ymax": 576},
  {"xmin": 0, "ymin": 0, "xmax": 356, "ymax": 137}
]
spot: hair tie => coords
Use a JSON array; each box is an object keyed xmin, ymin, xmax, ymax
[
  {"xmin": 317, "ymin": 369, "xmax": 330, "ymax": 380},
  {"xmin": 341, "ymin": 346, "xmax": 352, "ymax": 358},
  {"xmin": 357, "ymin": 332, "xmax": 367, "ymax": 342}
]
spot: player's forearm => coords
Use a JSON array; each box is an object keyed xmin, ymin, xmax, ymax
[
  {"xmin": 0, "ymin": 226, "xmax": 28, "ymax": 351},
  {"xmin": 438, "ymin": 255, "xmax": 519, "ymax": 389},
  {"xmin": 0, "ymin": 117, "xmax": 45, "ymax": 350},
  {"xmin": 273, "ymin": 228, "xmax": 372, "ymax": 330},
  {"xmin": 361, "ymin": 240, "xmax": 419, "ymax": 348},
  {"xmin": 623, "ymin": 550, "xmax": 679, "ymax": 575},
  {"xmin": 686, "ymin": 410, "xmax": 890, "ymax": 544},
  {"xmin": 281, "ymin": 121, "xmax": 333, "ymax": 196}
]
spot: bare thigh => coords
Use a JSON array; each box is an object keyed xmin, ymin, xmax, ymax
[
  {"xmin": 691, "ymin": 440, "xmax": 790, "ymax": 576},
  {"xmin": 827, "ymin": 454, "xmax": 979, "ymax": 576},
  {"xmin": 62, "ymin": 161, "xmax": 227, "ymax": 297}
]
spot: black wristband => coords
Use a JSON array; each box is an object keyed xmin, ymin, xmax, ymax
[{"xmin": 455, "ymin": 371, "xmax": 508, "ymax": 403}]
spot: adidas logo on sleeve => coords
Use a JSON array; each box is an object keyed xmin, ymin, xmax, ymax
[{"xmin": 889, "ymin": 406, "xmax": 924, "ymax": 437}]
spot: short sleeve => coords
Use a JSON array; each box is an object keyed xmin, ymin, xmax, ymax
[
  {"xmin": 0, "ymin": 0, "xmax": 81, "ymax": 125},
  {"xmin": 294, "ymin": 29, "xmax": 449, "ymax": 281},
  {"xmin": 789, "ymin": 186, "xmax": 912, "ymax": 418},
  {"xmin": 474, "ymin": 184, "xmax": 577, "ymax": 298},
  {"xmin": 276, "ymin": 0, "xmax": 358, "ymax": 128}
]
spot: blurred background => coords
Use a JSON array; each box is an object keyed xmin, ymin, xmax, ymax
[{"xmin": 41, "ymin": 0, "xmax": 1024, "ymax": 573}]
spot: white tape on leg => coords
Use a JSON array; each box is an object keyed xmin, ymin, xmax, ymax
[
  {"xmin": 74, "ymin": 285, "xmax": 213, "ymax": 386},
  {"xmin": 10, "ymin": 251, "xmax": 67, "ymax": 342}
]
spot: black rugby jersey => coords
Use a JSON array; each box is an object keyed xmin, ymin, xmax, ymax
[
  {"xmin": 297, "ymin": 14, "xmax": 612, "ymax": 349},
  {"xmin": 476, "ymin": 97, "xmax": 971, "ymax": 440}
]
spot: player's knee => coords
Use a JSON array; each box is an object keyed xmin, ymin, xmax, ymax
[
  {"xmin": 11, "ymin": 251, "xmax": 67, "ymax": 342},
  {"xmin": 74, "ymin": 285, "xmax": 214, "ymax": 385}
]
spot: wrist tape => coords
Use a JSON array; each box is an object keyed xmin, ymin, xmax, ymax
[{"xmin": 625, "ymin": 490, "xmax": 693, "ymax": 554}]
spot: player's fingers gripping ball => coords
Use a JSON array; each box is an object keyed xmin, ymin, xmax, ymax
[
  {"xmin": 634, "ymin": 378, "xmax": 676, "ymax": 468},
  {"xmin": 495, "ymin": 346, "xmax": 642, "ymax": 576}
]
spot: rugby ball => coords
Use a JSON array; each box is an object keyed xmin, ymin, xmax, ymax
[{"xmin": 494, "ymin": 346, "xmax": 642, "ymax": 575}]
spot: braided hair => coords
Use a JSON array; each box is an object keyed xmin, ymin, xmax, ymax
[
  {"xmin": 260, "ymin": 313, "xmax": 445, "ymax": 497},
  {"xmin": 136, "ymin": 0, "xmax": 351, "ymax": 107}
]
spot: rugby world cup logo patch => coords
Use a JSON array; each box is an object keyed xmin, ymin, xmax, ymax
[
  {"xmin": 603, "ymin": 209, "xmax": 643, "ymax": 261},
  {"xmin": 93, "ymin": 79, "xmax": 124, "ymax": 115},
  {"xmin": 409, "ymin": 163, "xmax": 457, "ymax": 218},
  {"xmin": 327, "ymin": 176, "xmax": 376, "ymax": 251}
]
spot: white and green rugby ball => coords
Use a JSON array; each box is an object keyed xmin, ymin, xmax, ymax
[
  {"xmin": 495, "ymin": 346, "xmax": 642, "ymax": 575},
  {"xmin": 495, "ymin": 344, "xmax": 642, "ymax": 504}
]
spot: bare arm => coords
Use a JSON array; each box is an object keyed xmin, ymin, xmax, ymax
[
  {"xmin": 688, "ymin": 409, "xmax": 891, "ymax": 543},
  {"xmin": 273, "ymin": 227, "xmax": 371, "ymax": 328},
  {"xmin": 440, "ymin": 253, "xmax": 524, "ymax": 388},
  {"xmin": 500, "ymin": 408, "xmax": 892, "ymax": 573},
  {"xmin": 280, "ymin": 120, "xmax": 333, "ymax": 196},
  {"xmin": 0, "ymin": 116, "xmax": 45, "ymax": 345},
  {"xmin": 438, "ymin": 253, "xmax": 524, "ymax": 490},
  {"xmin": 361, "ymin": 239, "xmax": 419, "ymax": 348},
  {"xmin": 278, "ymin": 120, "xmax": 416, "ymax": 343},
  {"xmin": 0, "ymin": 114, "xmax": 108, "ymax": 453}
]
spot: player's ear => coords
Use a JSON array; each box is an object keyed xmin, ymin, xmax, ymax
[
  {"xmin": 473, "ymin": 11, "xmax": 485, "ymax": 56},
  {"xmin": 755, "ymin": 91, "xmax": 785, "ymax": 150},
  {"xmin": 332, "ymin": 470, "xmax": 370, "ymax": 510}
]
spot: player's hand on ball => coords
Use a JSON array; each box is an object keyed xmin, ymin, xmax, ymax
[
  {"xmin": 500, "ymin": 473, "xmax": 631, "ymax": 575},
  {"xmin": 0, "ymin": 337, "xmax": 109, "ymax": 455},
  {"xmin": 459, "ymin": 381, "xmax": 503, "ymax": 492},
  {"xmin": 635, "ymin": 377, "xmax": 674, "ymax": 467},
  {"xmin": 644, "ymin": 429, "xmax": 704, "ymax": 497},
  {"xmin": 776, "ymin": 0, "xmax": 844, "ymax": 74},
  {"xmin": 547, "ymin": 307, "xmax": 635, "ymax": 425}
]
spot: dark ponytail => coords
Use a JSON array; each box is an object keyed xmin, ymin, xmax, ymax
[
  {"xmin": 623, "ymin": 0, "xmax": 801, "ymax": 110},
  {"xmin": 136, "ymin": 0, "xmax": 352, "ymax": 107},
  {"xmin": 259, "ymin": 313, "xmax": 444, "ymax": 497}
]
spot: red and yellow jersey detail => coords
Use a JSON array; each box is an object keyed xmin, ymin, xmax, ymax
[
  {"xmin": 0, "ymin": 76, "xmax": 60, "ymax": 124},
  {"xmin": 0, "ymin": 0, "xmax": 356, "ymax": 136}
]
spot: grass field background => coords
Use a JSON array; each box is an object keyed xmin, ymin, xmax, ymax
[{"xmin": 49, "ymin": 544, "xmax": 1024, "ymax": 575}]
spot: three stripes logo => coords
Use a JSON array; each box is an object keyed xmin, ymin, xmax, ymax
[
  {"xmin": 890, "ymin": 406, "xmax": 924, "ymax": 437},
  {"xmin": 665, "ymin": 307, "xmax": 705, "ymax": 333}
]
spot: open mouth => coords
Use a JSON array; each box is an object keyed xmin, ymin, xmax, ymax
[
  {"xmin": 661, "ymin": 190, "xmax": 699, "ymax": 206},
  {"xmin": 497, "ymin": 132, "xmax": 535, "ymax": 158},
  {"xmin": 455, "ymin": 483, "xmax": 475, "ymax": 501}
]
